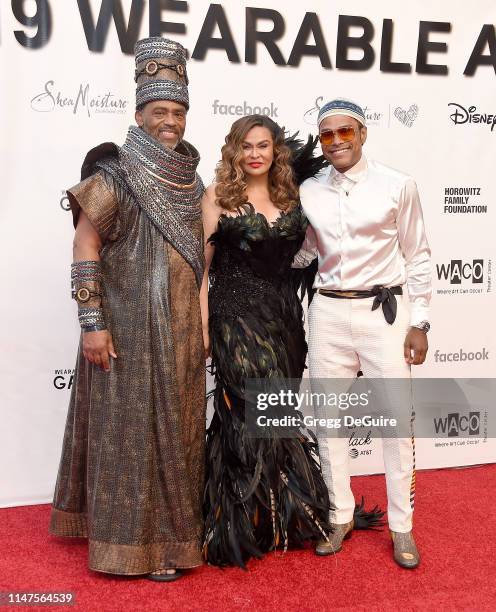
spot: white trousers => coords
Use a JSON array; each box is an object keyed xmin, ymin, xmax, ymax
[{"xmin": 308, "ymin": 291, "xmax": 415, "ymax": 533}]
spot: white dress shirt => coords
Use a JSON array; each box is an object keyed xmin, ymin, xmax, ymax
[{"xmin": 295, "ymin": 155, "xmax": 431, "ymax": 326}]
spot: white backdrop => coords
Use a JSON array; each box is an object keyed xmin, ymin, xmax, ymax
[{"xmin": 1, "ymin": 0, "xmax": 495, "ymax": 507}]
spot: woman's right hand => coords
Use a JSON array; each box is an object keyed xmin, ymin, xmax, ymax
[{"xmin": 203, "ymin": 326, "xmax": 211, "ymax": 360}]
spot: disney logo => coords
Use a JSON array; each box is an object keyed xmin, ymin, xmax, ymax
[
  {"xmin": 448, "ymin": 103, "xmax": 496, "ymax": 132},
  {"xmin": 31, "ymin": 80, "xmax": 129, "ymax": 117}
]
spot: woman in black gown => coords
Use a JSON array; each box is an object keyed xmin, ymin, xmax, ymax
[{"xmin": 200, "ymin": 115, "xmax": 380, "ymax": 568}]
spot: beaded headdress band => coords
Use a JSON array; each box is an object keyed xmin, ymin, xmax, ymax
[{"xmin": 135, "ymin": 37, "xmax": 189, "ymax": 110}]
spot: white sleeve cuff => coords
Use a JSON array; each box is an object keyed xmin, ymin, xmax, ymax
[{"xmin": 409, "ymin": 304, "xmax": 430, "ymax": 327}]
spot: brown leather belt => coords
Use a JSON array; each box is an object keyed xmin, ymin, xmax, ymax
[{"xmin": 318, "ymin": 285, "xmax": 403, "ymax": 325}]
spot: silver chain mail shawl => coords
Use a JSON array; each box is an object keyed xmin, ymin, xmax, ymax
[{"xmin": 96, "ymin": 126, "xmax": 204, "ymax": 287}]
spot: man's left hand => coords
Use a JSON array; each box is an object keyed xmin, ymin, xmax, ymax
[{"xmin": 404, "ymin": 327, "xmax": 428, "ymax": 365}]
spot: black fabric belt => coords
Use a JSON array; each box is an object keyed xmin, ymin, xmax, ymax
[{"xmin": 318, "ymin": 285, "xmax": 403, "ymax": 325}]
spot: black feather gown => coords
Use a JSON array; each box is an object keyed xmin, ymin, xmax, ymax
[
  {"xmin": 202, "ymin": 136, "xmax": 329, "ymax": 568},
  {"xmin": 202, "ymin": 138, "xmax": 383, "ymax": 568},
  {"xmin": 203, "ymin": 201, "xmax": 331, "ymax": 568}
]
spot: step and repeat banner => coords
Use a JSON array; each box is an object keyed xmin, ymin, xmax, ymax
[{"xmin": 1, "ymin": 0, "xmax": 495, "ymax": 506}]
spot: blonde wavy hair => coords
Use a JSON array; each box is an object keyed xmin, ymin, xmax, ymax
[{"xmin": 215, "ymin": 115, "xmax": 298, "ymax": 212}]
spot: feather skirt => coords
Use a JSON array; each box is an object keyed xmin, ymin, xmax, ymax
[
  {"xmin": 203, "ymin": 275, "xmax": 333, "ymax": 569},
  {"xmin": 203, "ymin": 379, "xmax": 332, "ymax": 569}
]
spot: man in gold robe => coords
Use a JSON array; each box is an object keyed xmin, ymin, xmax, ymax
[{"xmin": 50, "ymin": 37, "xmax": 205, "ymax": 582}]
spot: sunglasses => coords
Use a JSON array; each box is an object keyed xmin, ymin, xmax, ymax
[{"xmin": 319, "ymin": 126, "xmax": 356, "ymax": 146}]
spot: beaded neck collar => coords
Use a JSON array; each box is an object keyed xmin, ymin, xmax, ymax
[{"xmin": 122, "ymin": 125, "xmax": 200, "ymax": 187}]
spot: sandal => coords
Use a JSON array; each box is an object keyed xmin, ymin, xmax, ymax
[{"xmin": 146, "ymin": 569, "xmax": 183, "ymax": 582}]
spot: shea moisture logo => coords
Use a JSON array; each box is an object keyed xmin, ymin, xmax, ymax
[{"xmin": 31, "ymin": 80, "xmax": 129, "ymax": 117}]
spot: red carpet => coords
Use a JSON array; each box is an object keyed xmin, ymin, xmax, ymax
[{"xmin": 1, "ymin": 465, "xmax": 495, "ymax": 612}]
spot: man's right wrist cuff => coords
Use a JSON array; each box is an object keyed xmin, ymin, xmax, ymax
[
  {"xmin": 72, "ymin": 260, "xmax": 106, "ymax": 331},
  {"xmin": 78, "ymin": 307, "xmax": 106, "ymax": 332}
]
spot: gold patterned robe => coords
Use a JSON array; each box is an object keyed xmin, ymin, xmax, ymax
[{"xmin": 50, "ymin": 146, "xmax": 205, "ymax": 574}]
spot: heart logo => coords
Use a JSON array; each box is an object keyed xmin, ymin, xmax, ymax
[{"xmin": 394, "ymin": 104, "xmax": 419, "ymax": 127}]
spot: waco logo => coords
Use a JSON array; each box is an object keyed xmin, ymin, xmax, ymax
[
  {"xmin": 436, "ymin": 259, "xmax": 484, "ymax": 284},
  {"xmin": 433, "ymin": 412, "xmax": 480, "ymax": 437}
]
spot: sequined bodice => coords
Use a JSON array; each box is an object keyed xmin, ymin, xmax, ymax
[{"xmin": 208, "ymin": 203, "xmax": 307, "ymax": 318}]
